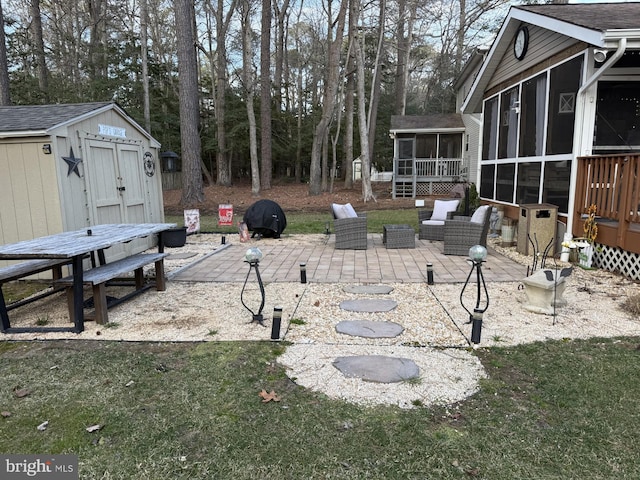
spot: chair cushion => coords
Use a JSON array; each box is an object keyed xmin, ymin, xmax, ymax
[
  {"xmin": 431, "ymin": 199, "xmax": 460, "ymax": 221},
  {"xmin": 421, "ymin": 219, "xmax": 445, "ymax": 226},
  {"xmin": 332, "ymin": 203, "xmax": 358, "ymax": 219},
  {"xmin": 470, "ymin": 205, "xmax": 491, "ymax": 224}
]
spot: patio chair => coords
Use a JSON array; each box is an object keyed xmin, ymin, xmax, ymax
[
  {"xmin": 418, "ymin": 199, "xmax": 460, "ymax": 241},
  {"xmin": 443, "ymin": 205, "xmax": 492, "ymax": 255},
  {"xmin": 332, "ymin": 203, "xmax": 368, "ymax": 250}
]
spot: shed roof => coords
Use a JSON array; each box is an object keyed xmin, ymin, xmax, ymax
[
  {"xmin": 0, "ymin": 102, "xmax": 113, "ymax": 133},
  {"xmin": 390, "ymin": 114, "xmax": 464, "ymax": 132},
  {"xmin": 0, "ymin": 102, "xmax": 158, "ymax": 147}
]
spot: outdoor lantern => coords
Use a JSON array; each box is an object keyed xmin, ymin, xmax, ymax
[
  {"xmin": 241, "ymin": 247, "xmax": 266, "ymax": 325},
  {"xmin": 469, "ymin": 245, "xmax": 487, "ymax": 262},
  {"xmin": 460, "ymin": 244, "xmax": 489, "ymax": 345},
  {"xmin": 245, "ymin": 247, "xmax": 263, "ymax": 263}
]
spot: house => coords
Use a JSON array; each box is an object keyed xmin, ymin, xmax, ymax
[
  {"xmin": 389, "ymin": 48, "xmax": 487, "ymax": 199},
  {"xmin": 0, "ymin": 102, "xmax": 165, "ymax": 264},
  {"xmin": 460, "ymin": 2, "xmax": 640, "ymax": 280}
]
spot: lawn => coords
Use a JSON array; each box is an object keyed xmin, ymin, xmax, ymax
[
  {"xmin": 165, "ymin": 209, "xmax": 420, "ymax": 235},
  {"xmin": 1, "ymin": 338, "xmax": 640, "ymax": 479}
]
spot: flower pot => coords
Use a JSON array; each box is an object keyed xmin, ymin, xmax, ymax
[
  {"xmin": 162, "ymin": 227, "xmax": 187, "ymax": 248},
  {"xmin": 578, "ymin": 243, "xmax": 594, "ymax": 268}
]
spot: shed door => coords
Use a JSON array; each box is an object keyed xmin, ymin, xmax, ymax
[
  {"xmin": 85, "ymin": 138, "xmax": 147, "ymax": 224},
  {"xmin": 84, "ymin": 138, "xmax": 149, "ymax": 256}
]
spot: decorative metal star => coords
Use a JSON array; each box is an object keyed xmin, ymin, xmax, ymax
[{"xmin": 62, "ymin": 147, "xmax": 82, "ymax": 177}]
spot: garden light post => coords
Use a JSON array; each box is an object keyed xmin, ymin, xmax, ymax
[
  {"xmin": 460, "ymin": 245, "xmax": 490, "ymax": 345},
  {"xmin": 241, "ymin": 247, "xmax": 266, "ymax": 325}
]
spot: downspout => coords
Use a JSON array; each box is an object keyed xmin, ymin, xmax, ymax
[{"xmin": 567, "ymin": 38, "xmax": 627, "ymax": 235}]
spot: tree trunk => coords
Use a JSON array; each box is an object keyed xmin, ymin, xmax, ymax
[
  {"xmin": 241, "ymin": 0, "xmax": 260, "ymax": 196},
  {"xmin": 30, "ymin": 0, "xmax": 49, "ymax": 102},
  {"xmin": 354, "ymin": 6, "xmax": 375, "ymax": 202},
  {"xmin": 215, "ymin": 0, "xmax": 234, "ymax": 186},
  {"xmin": 367, "ymin": 0, "xmax": 385, "ymax": 165},
  {"xmin": 260, "ymin": 0, "xmax": 273, "ymax": 190},
  {"xmin": 0, "ymin": 0, "xmax": 10, "ymax": 105},
  {"xmin": 174, "ymin": 0, "xmax": 204, "ymax": 206},
  {"xmin": 140, "ymin": 0, "xmax": 151, "ymax": 132},
  {"xmin": 308, "ymin": 0, "xmax": 348, "ymax": 196}
]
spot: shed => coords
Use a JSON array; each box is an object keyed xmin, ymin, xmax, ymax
[{"xmin": 0, "ymin": 102, "xmax": 165, "ymax": 262}]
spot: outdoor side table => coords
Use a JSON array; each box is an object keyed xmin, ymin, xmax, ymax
[{"xmin": 383, "ymin": 224, "xmax": 415, "ymax": 249}]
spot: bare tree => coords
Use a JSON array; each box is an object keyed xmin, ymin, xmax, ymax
[
  {"xmin": 394, "ymin": 0, "xmax": 417, "ymax": 115},
  {"xmin": 240, "ymin": 0, "xmax": 260, "ymax": 195},
  {"xmin": 353, "ymin": 0, "xmax": 374, "ymax": 202},
  {"xmin": 174, "ymin": 0, "xmax": 204, "ymax": 205},
  {"xmin": 140, "ymin": 0, "xmax": 151, "ymax": 132},
  {"xmin": 260, "ymin": 0, "xmax": 272, "ymax": 189},
  {"xmin": 308, "ymin": 0, "xmax": 348, "ymax": 196},
  {"xmin": 0, "ymin": 0, "xmax": 10, "ymax": 105},
  {"xmin": 30, "ymin": 0, "xmax": 49, "ymax": 102}
]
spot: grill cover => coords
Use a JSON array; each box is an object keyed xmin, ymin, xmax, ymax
[{"xmin": 243, "ymin": 199, "xmax": 287, "ymax": 238}]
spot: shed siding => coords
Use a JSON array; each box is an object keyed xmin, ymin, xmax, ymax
[
  {"xmin": 0, "ymin": 140, "xmax": 63, "ymax": 246},
  {"xmin": 488, "ymin": 25, "xmax": 580, "ymax": 91}
]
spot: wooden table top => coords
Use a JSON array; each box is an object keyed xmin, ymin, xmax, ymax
[{"xmin": 0, "ymin": 223, "xmax": 176, "ymax": 259}]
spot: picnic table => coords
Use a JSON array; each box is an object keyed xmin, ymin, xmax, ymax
[{"xmin": 0, "ymin": 223, "xmax": 175, "ymax": 334}]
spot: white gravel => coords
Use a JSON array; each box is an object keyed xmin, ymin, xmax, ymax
[{"xmin": 4, "ymin": 233, "xmax": 640, "ymax": 409}]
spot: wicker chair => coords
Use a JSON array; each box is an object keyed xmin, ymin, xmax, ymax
[
  {"xmin": 331, "ymin": 203, "xmax": 368, "ymax": 249},
  {"xmin": 417, "ymin": 199, "xmax": 460, "ymax": 241},
  {"xmin": 334, "ymin": 214, "xmax": 368, "ymax": 249},
  {"xmin": 443, "ymin": 205, "xmax": 492, "ymax": 256}
]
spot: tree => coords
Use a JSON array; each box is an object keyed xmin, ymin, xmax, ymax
[
  {"xmin": 260, "ymin": 0, "xmax": 272, "ymax": 189},
  {"xmin": 0, "ymin": 0, "xmax": 10, "ymax": 105},
  {"xmin": 174, "ymin": 0, "xmax": 204, "ymax": 205},
  {"xmin": 30, "ymin": 0, "xmax": 48, "ymax": 102},
  {"xmin": 308, "ymin": 0, "xmax": 348, "ymax": 196},
  {"xmin": 240, "ymin": 0, "xmax": 260, "ymax": 195}
]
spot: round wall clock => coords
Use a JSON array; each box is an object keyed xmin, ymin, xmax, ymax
[{"xmin": 514, "ymin": 26, "xmax": 529, "ymax": 61}]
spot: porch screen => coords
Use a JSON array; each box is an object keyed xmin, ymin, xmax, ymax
[
  {"xmin": 482, "ymin": 96, "xmax": 499, "ymax": 160},
  {"xmin": 516, "ymin": 162, "xmax": 541, "ymax": 204},
  {"xmin": 519, "ymin": 73, "xmax": 546, "ymax": 157},
  {"xmin": 480, "ymin": 164, "xmax": 495, "ymax": 199},
  {"xmin": 594, "ymin": 81, "xmax": 640, "ymax": 152},
  {"xmin": 546, "ymin": 56, "xmax": 583, "ymax": 155}
]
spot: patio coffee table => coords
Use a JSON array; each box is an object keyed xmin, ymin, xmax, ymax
[{"xmin": 383, "ymin": 224, "xmax": 415, "ymax": 249}]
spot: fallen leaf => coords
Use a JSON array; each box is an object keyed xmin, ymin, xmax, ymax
[
  {"xmin": 258, "ymin": 389, "xmax": 280, "ymax": 403},
  {"xmin": 86, "ymin": 424, "xmax": 102, "ymax": 433},
  {"xmin": 1, "ymin": 411, "xmax": 11, "ymax": 418},
  {"xmin": 13, "ymin": 388, "xmax": 30, "ymax": 398},
  {"xmin": 37, "ymin": 421, "xmax": 49, "ymax": 431}
]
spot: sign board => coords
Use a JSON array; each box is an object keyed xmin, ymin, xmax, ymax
[
  {"xmin": 218, "ymin": 204, "xmax": 233, "ymax": 226},
  {"xmin": 184, "ymin": 209, "xmax": 200, "ymax": 234}
]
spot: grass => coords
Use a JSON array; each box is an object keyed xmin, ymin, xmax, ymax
[
  {"xmin": 2, "ymin": 338, "xmax": 640, "ymax": 478},
  {"xmin": 164, "ymin": 209, "xmax": 420, "ymax": 235}
]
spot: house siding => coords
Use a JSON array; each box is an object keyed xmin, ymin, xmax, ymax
[{"xmin": 488, "ymin": 25, "xmax": 581, "ymax": 92}]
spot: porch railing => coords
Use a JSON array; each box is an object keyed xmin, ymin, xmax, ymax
[
  {"xmin": 575, "ymin": 153, "xmax": 640, "ymax": 254},
  {"xmin": 395, "ymin": 157, "xmax": 466, "ymax": 179}
]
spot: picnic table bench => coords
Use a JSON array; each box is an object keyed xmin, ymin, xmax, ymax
[
  {"xmin": 0, "ymin": 258, "xmax": 73, "ymax": 331},
  {"xmin": 0, "ymin": 223, "xmax": 175, "ymax": 333},
  {"xmin": 55, "ymin": 253, "xmax": 168, "ymax": 325}
]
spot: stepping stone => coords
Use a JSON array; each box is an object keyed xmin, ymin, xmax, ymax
[
  {"xmin": 167, "ymin": 252, "xmax": 198, "ymax": 260},
  {"xmin": 339, "ymin": 298, "xmax": 397, "ymax": 312},
  {"xmin": 333, "ymin": 355, "xmax": 419, "ymax": 383},
  {"xmin": 343, "ymin": 285, "xmax": 393, "ymax": 295},
  {"xmin": 336, "ymin": 320, "xmax": 404, "ymax": 338}
]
